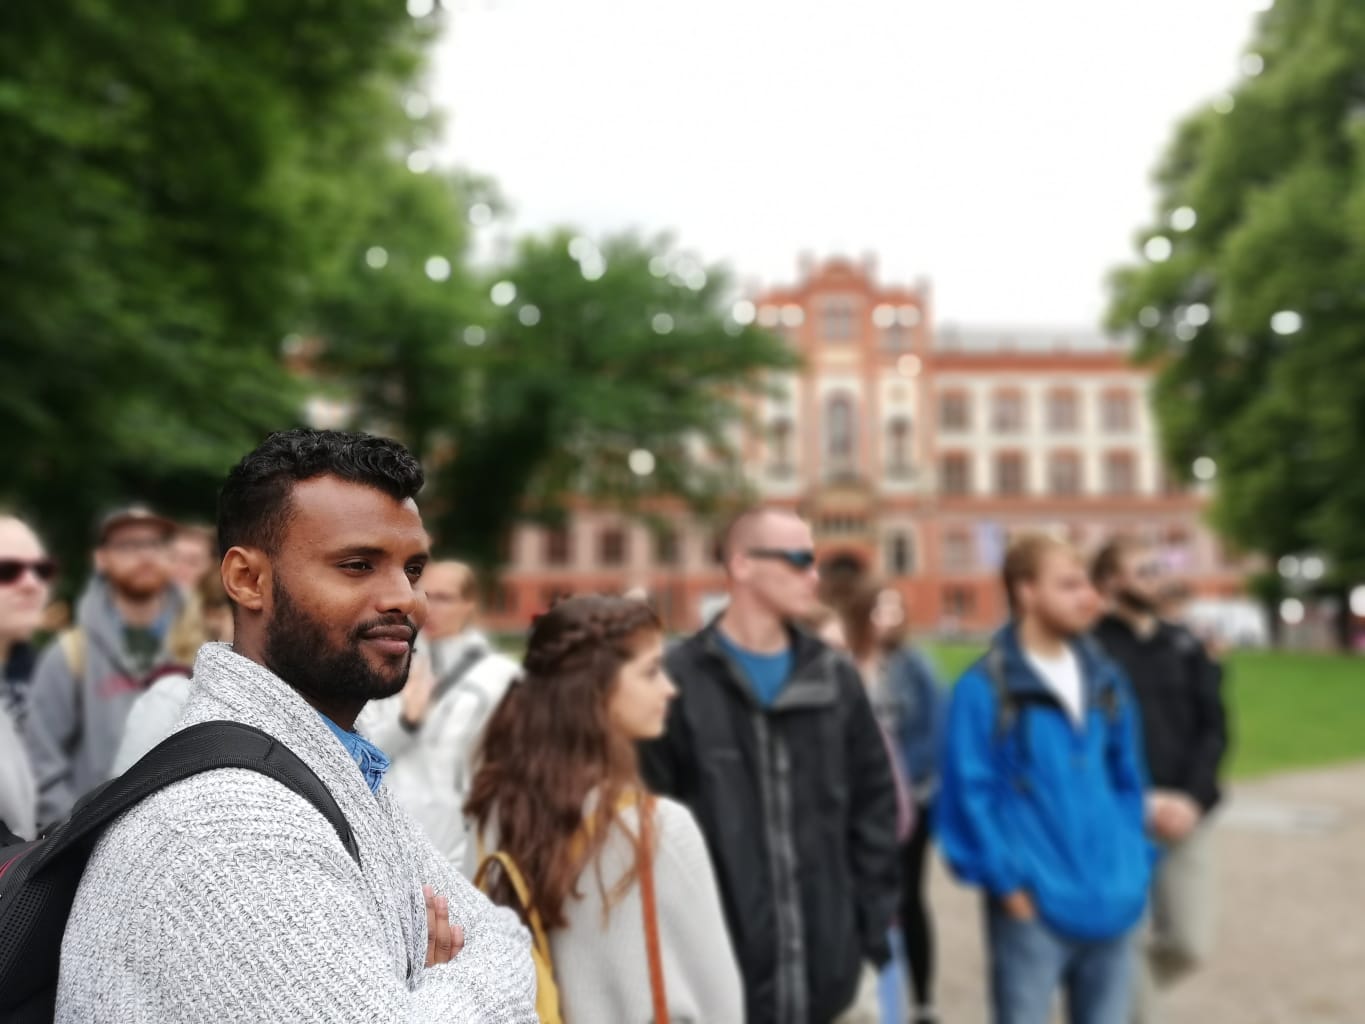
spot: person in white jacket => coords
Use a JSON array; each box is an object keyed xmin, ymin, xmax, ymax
[{"xmin": 361, "ymin": 561, "xmax": 520, "ymax": 866}]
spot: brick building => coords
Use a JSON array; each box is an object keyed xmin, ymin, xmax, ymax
[{"xmin": 484, "ymin": 256, "xmax": 1243, "ymax": 634}]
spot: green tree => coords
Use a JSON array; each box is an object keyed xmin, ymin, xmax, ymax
[
  {"xmin": 1107, "ymin": 0, "xmax": 1365, "ymax": 645},
  {"xmin": 326, "ymin": 229, "xmax": 798, "ymax": 569},
  {"xmin": 0, "ymin": 0, "xmax": 437, "ymax": 573}
]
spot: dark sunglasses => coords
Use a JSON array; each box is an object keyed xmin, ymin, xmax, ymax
[
  {"xmin": 0, "ymin": 558, "xmax": 59, "ymax": 585},
  {"xmin": 746, "ymin": 547, "xmax": 817, "ymax": 571}
]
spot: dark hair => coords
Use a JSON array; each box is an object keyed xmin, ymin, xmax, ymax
[
  {"xmin": 832, "ymin": 577, "xmax": 907, "ymax": 661},
  {"xmin": 217, "ymin": 429, "xmax": 424, "ymax": 557},
  {"xmin": 1090, "ymin": 534, "xmax": 1147, "ymax": 588},
  {"xmin": 466, "ymin": 595, "xmax": 663, "ymax": 929}
]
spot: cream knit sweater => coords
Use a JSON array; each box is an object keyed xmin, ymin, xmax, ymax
[
  {"xmin": 56, "ymin": 643, "xmax": 538, "ymax": 1023},
  {"xmin": 468, "ymin": 798, "xmax": 744, "ymax": 1024}
]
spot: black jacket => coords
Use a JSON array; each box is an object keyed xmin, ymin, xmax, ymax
[
  {"xmin": 640, "ymin": 622, "xmax": 900, "ymax": 1024},
  {"xmin": 1093, "ymin": 614, "xmax": 1229, "ymax": 811}
]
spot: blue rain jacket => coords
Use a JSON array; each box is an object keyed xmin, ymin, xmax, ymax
[{"xmin": 937, "ymin": 625, "xmax": 1154, "ymax": 941}]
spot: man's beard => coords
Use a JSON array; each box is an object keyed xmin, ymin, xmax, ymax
[
  {"xmin": 1117, "ymin": 585, "xmax": 1158, "ymax": 615},
  {"xmin": 263, "ymin": 577, "xmax": 415, "ymax": 709},
  {"xmin": 107, "ymin": 573, "xmax": 166, "ymax": 603}
]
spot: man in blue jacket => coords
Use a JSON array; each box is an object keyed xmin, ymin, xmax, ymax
[{"xmin": 938, "ymin": 533, "xmax": 1152, "ymax": 1024}]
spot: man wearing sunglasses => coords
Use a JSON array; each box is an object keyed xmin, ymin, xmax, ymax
[
  {"xmin": 23, "ymin": 506, "xmax": 188, "ymax": 828},
  {"xmin": 0, "ymin": 514, "xmax": 54, "ymax": 839},
  {"xmin": 641, "ymin": 507, "xmax": 899, "ymax": 1024},
  {"xmin": 1091, "ymin": 535, "xmax": 1228, "ymax": 1024}
]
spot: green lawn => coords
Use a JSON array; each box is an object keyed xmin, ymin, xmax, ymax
[{"xmin": 926, "ymin": 644, "xmax": 1365, "ymax": 781}]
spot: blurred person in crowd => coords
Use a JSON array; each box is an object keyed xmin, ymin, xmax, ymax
[
  {"xmin": 641, "ymin": 506, "xmax": 900, "ymax": 1024},
  {"xmin": 466, "ymin": 595, "xmax": 743, "ymax": 1022},
  {"xmin": 0, "ymin": 514, "xmax": 54, "ymax": 839},
  {"xmin": 361, "ymin": 560, "xmax": 520, "ymax": 866},
  {"xmin": 56, "ymin": 429, "xmax": 536, "ymax": 1022},
  {"xmin": 23, "ymin": 506, "xmax": 189, "ymax": 828},
  {"xmin": 801, "ymin": 602, "xmax": 848, "ymax": 650},
  {"xmin": 111, "ymin": 570, "xmax": 235, "ymax": 774},
  {"xmin": 834, "ymin": 579, "xmax": 947, "ymax": 1024},
  {"xmin": 938, "ymin": 533, "xmax": 1152, "ymax": 1024},
  {"xmin": 1, "ymin": 514, "xmax": 53, "ymax": 720},
  {"xmin": 170, "ymin": 522, "xmax": 216, "ymax": 592},
  {"xmin": 1091, "ymin": 537, "xmax": 1228, "ymax": 1024}
]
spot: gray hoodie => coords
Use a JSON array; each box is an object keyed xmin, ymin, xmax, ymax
[{"xmin": 23, "ymin": 577, "xmax": 186, "ymax": 828}]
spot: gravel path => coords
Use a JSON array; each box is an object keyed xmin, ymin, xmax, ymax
[{"xmin": 928, "ymin": 760, "xmax": 1365, "ymax": 1024}]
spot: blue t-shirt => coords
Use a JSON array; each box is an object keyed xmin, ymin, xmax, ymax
[{"xmin": 718, "ymin": 632, "xmax": 793, "ymax": 708}]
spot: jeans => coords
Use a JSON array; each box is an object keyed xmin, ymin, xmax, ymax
[{"xmin": 987, "ymin": 900, "xmax": 1136, "ymax": 1024}]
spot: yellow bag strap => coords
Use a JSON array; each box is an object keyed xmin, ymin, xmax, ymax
[{"xmin": 474, "ymin": 849, "xmax": 553, "ymax": 961}]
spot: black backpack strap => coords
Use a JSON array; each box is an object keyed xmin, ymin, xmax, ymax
[
  {"xmin": 429, "ymin": 643, "xmax": 490, "ymax": 708},
  {"xmin": 34, "ymin": 721, "xmax": 359, "ymax": 873}
]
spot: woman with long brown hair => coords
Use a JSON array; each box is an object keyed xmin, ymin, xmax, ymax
[
  {"xmin": 464, "ymin": 595, "xmax": 742, "ymax": 1023},
  {"xmin": 832, "ymin": 579, "xmax": 947, "ymax": 1024}
]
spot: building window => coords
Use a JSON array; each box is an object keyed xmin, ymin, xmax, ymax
[
  {"xmin": 943, "ymin": 585, "xmax": 976, "ymax": 618},
  {"xmin": 994, "ymin": 452, "xmax": 1027, "ymax": 496},
  {"xmin": 821, "ymin": 298, "xmax": 857, "ymax": 342},
  {"xmin": 991, "ymin": 390, "xmax": 1026, "ymax": 434},
  {"xmin": 940, "ymin": 452, "xmax": 972, "ymax": 497},
  {"xmin": 767, "ymin": 417, "xmax": 794, "ymax": 478},
  {"xmin": 943, "ymin": 529, "xmax": 974, "ymax": 572},
  {"xmin": 882, "ymin": 324, "xmax": 910, "ymax": 351},
  {"xmin": 487, "ymin": 583, "xmax": 515, "ymax": 616},
  {"xmin": 886, "ymin": 417, "xmax": 912, "ymax": 478},
  {"xmin": 654, "ymin": 528, "xmax": 680, "ymax": 566},
  {"xmin": 1047, "ymin": 388, "xmax": 1079, "ymax": 433},
  {"xmin": 1101, "ymin": 390, "xmax": 1134, "ymax": 433},
  {"xmin": 1103, "ymin": 451, "xmax": 1137, "ymax": 495},
  {"xmin": 825, "ymin": 393, "xmax": 857, "ymax": 474},
  {"xmin": 1048, "ymin": 452, "xmax": 1083, "ymax": 496},
  {"xmin": 886, "ymin": 532, "xmax": 915, "ymax": 576},
  {"xmin": 939, "ymin": 392, "xmax": 971, "ymax": 432},
  {"xmin": 545, "ymin": 527, "xmax": 572, "ymax": 566},
  {"xmin": 599, "ymin": 527, "xmax": 628, "ymax": 566},
  {"xmin": 820, "ymin": 516, "xmax": 868, "ymax": 537}
]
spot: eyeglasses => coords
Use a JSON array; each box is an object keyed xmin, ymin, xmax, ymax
[
  {"xmin": 746, "ymin": 547, "xmax": 817, "ymax": 571},
  {"xmin": 0, "ymin": 558, "xmax": 59, "ymax": 586}
]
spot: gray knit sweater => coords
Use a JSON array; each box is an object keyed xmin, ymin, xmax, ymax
[{"xmin": 56, "ymin": 643, "xmax": 538, "ymax": 1023}]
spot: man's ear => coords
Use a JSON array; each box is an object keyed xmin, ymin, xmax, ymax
[{"xmin": 222, "ymin": 546, "xmax": 269, "ymax": 613}]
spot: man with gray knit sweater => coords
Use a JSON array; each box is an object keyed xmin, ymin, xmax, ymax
[{"xmin": 56, "ymin": 429, "xmax": 537, "ymax": 1023}]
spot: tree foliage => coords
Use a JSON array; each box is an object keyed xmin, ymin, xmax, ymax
[
  {"xmin": 1108, "ymin": 0, "xmax": 1365, "ymax": 596},
  {"xmin": 0, "ymin": 1, "xmax": 796, "ymax": 580},
  {"xmin": 325, "ymin": 229, "xmax": 798, "ymax": 568},
  {"xmin": 0, "ymin": 0, "xmax": 436, "ymax": 571}
]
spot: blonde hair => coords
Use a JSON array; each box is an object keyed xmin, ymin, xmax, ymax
[{"xmin": 1002, "ymin": 532, "xmax": 1080, "ymax": 615}]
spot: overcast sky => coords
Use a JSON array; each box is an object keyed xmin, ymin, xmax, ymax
[{"xmin": 429, "ymin": 0, "xmax": 1269, "ymax": 327}]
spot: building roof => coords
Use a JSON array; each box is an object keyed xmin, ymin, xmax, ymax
[{"xmin": 935, "ymin": 325, "xmax": 1133, "ymax": 354}]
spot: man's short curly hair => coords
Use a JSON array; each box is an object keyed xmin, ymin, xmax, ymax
[{"xmin": 217, "ymin": 429, "xmax": 424, "ymax": 558}]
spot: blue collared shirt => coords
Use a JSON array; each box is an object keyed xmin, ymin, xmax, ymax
[{"xmin": 319, "ymin": 713, "xmax": 391, "ymax": 795}]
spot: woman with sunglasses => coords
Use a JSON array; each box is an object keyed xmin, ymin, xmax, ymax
[
  {"xmin": 0, "ymin": 514, "xmax": 58, "ymax": 840},
  {"xmin": 832, "ymin": 578, "xmax": 947, "ymax": 1024},
  {"xmin": 465, "ymin": 595, "xmax": 743, "ymax": 1024}
]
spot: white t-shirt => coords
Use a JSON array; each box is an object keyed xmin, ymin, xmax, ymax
[{"xmin": 1024, "ymin": 645, "xmax": 1085, "ymax": 724}]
